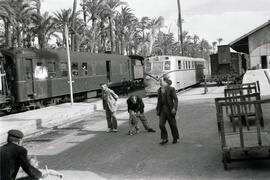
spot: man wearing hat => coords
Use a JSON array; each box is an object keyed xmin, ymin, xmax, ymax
[{"xmin": 0, "ymin": 129, "xmax": 43, "ymax": 180}]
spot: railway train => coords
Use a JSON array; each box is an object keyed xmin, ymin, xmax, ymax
[
  {"xmin": 144, "ymin": 55, "xmax": 206, "ymax": 95},
  {"xmin": 0, "ymin": 48, "xmax": 144, "ymax": 113},
  {"xmin": 209, "ymin": 45, "xmax": 248, "ymax": 83}
]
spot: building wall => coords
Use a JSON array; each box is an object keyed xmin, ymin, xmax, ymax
[{"xmin": 249, "ymin": 24, "xmax": 270, "ymax": 69}]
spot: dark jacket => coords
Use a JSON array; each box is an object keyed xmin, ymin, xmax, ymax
[
  {"xmin": 127, "ymin": 95, "xmax": 144, "ymax": 113},
  {"xmin": 0, "ymin": 142, "xmax": 42, "ymax": 180},
  {"xmin": 156, "ymin": 86, "xmax": 178, "ymax": 116}
]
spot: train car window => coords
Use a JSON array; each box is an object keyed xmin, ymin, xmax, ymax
[
  {"xmin": 34, "ymin": 62, "xmax": 48, "ymax": 79},
  {"xmin": 183, "ymin": 61, "xmax": 186, "ymax": 69},
  {"xmin": 178, "ymin": 60, "xmax": 182, "ymax": 69},
  {"xmin": 47, "ymin": 62, "xmax": 56, "ymax": 78},
  {"xmin": 25, "ymin": 59, "xmax": 33, "ymax": 79},
  {"xmin": 188, "ymin": 61, "xmax": 190, "ymax": 69},
  {"xmin": 71, "ymin": 63, "xmax": 79, "ymax": 76},
  {"xmin": 82, "ymin": 62, "xmax": 88, "ymax": 76},
  {"xmin": 164, "ymin": 61, "xmax": 171, "ymax": 70},
  {"xmin": 60, "ymin": 62, "xmax": 68, "ymax": 77},
  {"xmin": 192, "ymin": 61, "xmax": 195, "ymax": 69},
  {"xmin": 152, "ymin": 62, "xmax": 163, "ymax": 73},
  {"xmin": 145, "ymin": 62, "xmax": 151, "ymax": 72}
]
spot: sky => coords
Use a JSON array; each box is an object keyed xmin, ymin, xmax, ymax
[{"xmin": 41, "ymin": 0, "xmax": 270, "ymax": 45}]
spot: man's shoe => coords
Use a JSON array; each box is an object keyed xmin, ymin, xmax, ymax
[
  {"xmin": 106, "ymin": 128, "xmax": 112, "ymax": 133},
  {"xmin": 160, "ymin": 139, "xmax": 168, "ymax": 145},
  {"xmin": 148, "ymin": 128, "xmax": 156, "ymax": 133},
  {"xmin": 112, "ymin": 129, "xmax": 118, "ymax": 133},
  {"xmin": 172, "ymin": 139, "xmax": 178, "ymax": 144}
]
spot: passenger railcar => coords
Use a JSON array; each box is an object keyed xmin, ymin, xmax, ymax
[
  {"xmin": 0, "ymin": 48, "xmax": 133, "ymax": 112},
  {"xmin": 144, "ymin": 56, "xmax": 205, "ymax": 95}
]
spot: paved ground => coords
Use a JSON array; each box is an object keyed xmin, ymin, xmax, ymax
[{"xmin": 3, "ymin": 85, "xmax": 270, "ymax": 179}]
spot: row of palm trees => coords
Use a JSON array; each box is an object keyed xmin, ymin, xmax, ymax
[{"xmin": 0, "ymin": 0, "xmax": 215, "ymax": 58}]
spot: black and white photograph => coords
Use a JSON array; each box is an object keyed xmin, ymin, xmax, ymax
[{"xmin": 0, "ymin": 0, "xmax": 270, "ymax": 179}]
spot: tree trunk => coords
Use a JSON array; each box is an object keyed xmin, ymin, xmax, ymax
[
  {"xmin": 91, "ymin": 20, "xmax": 96, "ymax": 53},
  {"xmin": 16, "ymin": 27, "xmax": 22, "ymax": 48},
  {"xmin": 109, "ymin": 17, "xmax": 115, "ymax": 53},
  {"xmin": 4, "ymin": 19, "xmax": 11, "ymax": 48},
  {"xmin": 121, "ymin": 34, "xmax": 124, "ymax": 55}
]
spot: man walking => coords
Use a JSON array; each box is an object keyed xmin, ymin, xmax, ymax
[
  {"xmin": 0, "ymin": 129, "xmax": 43, "ymax": 180},
  {"xmin": 127, "ymin": 95, "xmax": 156, "ymax": 135},
  {"xmin": 156, "ymin": 77, "xmax": 180, "ymax": 145},
  {"xmin": 101, "ymin": 83, "xmax": 119, "ymax": 132}
]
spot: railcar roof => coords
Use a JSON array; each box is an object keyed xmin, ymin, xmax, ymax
[
  {"xmin": 0, "ymin": 48, "xmax": 130, "ymax": 61},
  {"xmin": 147, "ymin": 55, "xmax": 205, "ymax": 61}
]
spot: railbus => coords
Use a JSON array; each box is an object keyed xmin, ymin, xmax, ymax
[{"xmin": 144, "ymin": 56, "xmax": 205, "ymax": 96}]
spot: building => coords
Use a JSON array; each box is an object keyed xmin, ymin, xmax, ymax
[{"xmin": 230, "ymin": 20, "xmax": 270, "ymax": 69}]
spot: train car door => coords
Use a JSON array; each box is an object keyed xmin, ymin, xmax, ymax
[
  {"xmin": 25, "ymin": 58, "xmax": 35, "ymax": 95},
  {"xmin": 106, "ymin": 61, "xmax": 111, "ymax": 82}
]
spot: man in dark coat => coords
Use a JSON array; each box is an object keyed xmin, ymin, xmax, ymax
[
  {"xmin": 127, "ymin": 95, "xmax": 155, "ymax": 135},
  {"xmin": 156, "ymin": 77, "xmax": 180, "ymax": 144},
  {"xmin": 0, "ymin": 129, "xmax": 43, "ymax": 180}
]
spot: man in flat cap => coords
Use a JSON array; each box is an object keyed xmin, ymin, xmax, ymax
[{"xmin": 0, "ymin": 129, "xmax": 43, "ymax": 180}]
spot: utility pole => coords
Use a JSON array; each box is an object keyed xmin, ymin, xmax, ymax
[
  {"xmin": 177, "ymin": 0, "xmax": 184, "ymax": 56},
  {"xmin": 65, "ymin": 23, "xmax": 74, "ymax": 105}
]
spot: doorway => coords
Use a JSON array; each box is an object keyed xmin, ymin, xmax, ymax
[
  {"xmin": 106, "ymin": 61, "xmax": 111, "ymax": 82},
  {"xmin": 25, "ymin": 58, "xmax": 34, "ymax": 95},
  {"xmin": 261, "ymin": 56, "xmax": 267, "ymax": 69}
]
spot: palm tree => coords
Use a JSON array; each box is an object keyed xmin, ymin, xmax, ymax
[
  {"xmin": 153, "ymin": 32, "xmax": 175, "ymax": 55},
  {"xmin": 85, "ymin": 0, "xmax": 105, "ymax": 52},
  {"xmin": 32, "ymin": 12, "xmax": 56, "ymax": 49},
  {"xmin": 139, "ymin": 16, "xmax": 151, "ymax": 42},
  {"xmin": 104, "ymin": 0, "xmax": 126, "ymax": 53},
  {"xmin": 115, "ymin": 6, "xmax": 136, "ymax": 54},
  {"xmin": 200, "ymin": 38, "xmax": 211, "ymax": 58},
  {"xmin": 12, "ymin": 0, "xmax": 35, "ymax": 48},
  {"xmin": 53, "ymin": 9, "xmax": 73, "ymax": 47},
  {"xmin": 217, "ymin": 38, "xmax": 223, "ymax": 45},
  {"xmin": 98, "ymin": 7, "xmax": 110, "ymax": 52},
  {"xmin": 212, "ymin": 41, "xmax": 217, "ymax": 53},
  {"xmin": 147, "ymin": 16, "xmax": 165, "ymax": 56},
  {"xmin": 0, "ymin": 0, "xmax": 15, "ymax": 47}
]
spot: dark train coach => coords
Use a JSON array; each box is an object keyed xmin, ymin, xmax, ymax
[
  {"xmin": 209, "ymin": 45, "xmax": 248, "ymax": 83},
  {"xmin": 0, "ymin": 48, "xmax": 143, "ymax": 112}
]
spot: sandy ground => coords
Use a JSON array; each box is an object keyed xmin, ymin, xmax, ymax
[{"xmin": 11, "ymin": 85, "xmax": 270, "ymax": 180}]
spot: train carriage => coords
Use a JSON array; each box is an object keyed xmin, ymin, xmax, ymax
[
  {"xmin": 0, "ymin": 48, "xmax": 133, "ymax": 111},
  {"xmin": 144, "ymin": 56, "xmax": 205, "ymax": 96}
]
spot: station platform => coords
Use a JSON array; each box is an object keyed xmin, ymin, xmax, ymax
[
  {"xmin": 0, "ymin": 85, "xmax": 226, "ymax": 145},
  {"xmin": 0, "ymin": 98, "xmax": 127, "ymax": 145}
]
